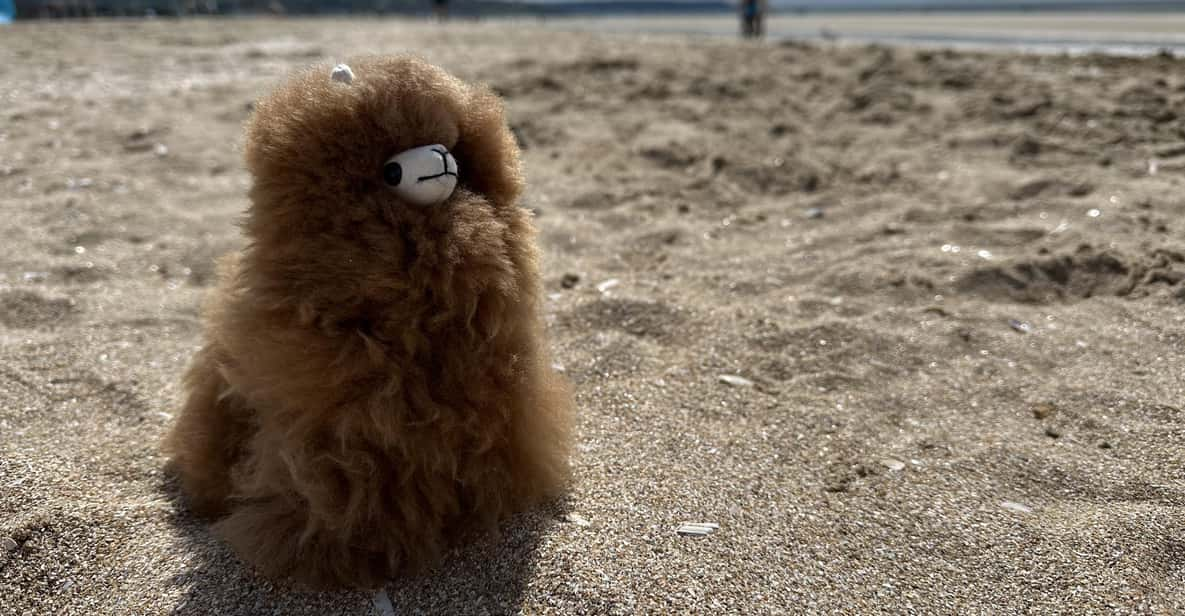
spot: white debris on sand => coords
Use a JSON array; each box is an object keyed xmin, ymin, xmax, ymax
[
  {"xmin": 676, "ymin": 522, "xmax": 720, "ymax": 537},
  {"xmin": 718, "ymin": 374, "xmax": 754, "ymax": 387},
  {"xmin": 370, "ymin": 590, "xmax": 395, "ymax": 616},
  {"xmin": 1000, "ymin": 501, "xmax": 1034, "ymax": 514}
]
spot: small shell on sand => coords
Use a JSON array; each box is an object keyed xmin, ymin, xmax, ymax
[
  {"xmin": 565, "ymin": 513, "xmax": 592, "ymax": 527},
  {"xmin": 718, "ymin": 374, "xmax": 754, "ymax": 387},
  {"xmin": 676, "ymin": 522, "xmax": 719, "ymax": 537},
  {"xmin": 1008, "ymin": 319, "xmax": 1033, "ymax": 334},
  {"xmin": 596, "ymin": 278, "xmax": 620, "ymax": 293},
  {"xmin": 1000, "ymin": 501, "xmax": 1034, "ymax": 514}
]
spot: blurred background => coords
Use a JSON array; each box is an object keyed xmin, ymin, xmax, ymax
[{"xmin": 5, "ymin": 0, "xmax": 1185, "ymax": 57}]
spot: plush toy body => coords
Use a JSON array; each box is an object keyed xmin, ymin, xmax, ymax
[{"xmin": 164, "ymin": 57, "xmax": 573, "ymax": 589}]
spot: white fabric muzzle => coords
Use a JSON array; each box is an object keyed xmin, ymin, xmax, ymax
[{"xmin": 382, "ymin": 144, "xmax": 458, "ymax": 207}]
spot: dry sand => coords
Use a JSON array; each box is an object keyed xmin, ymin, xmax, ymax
[{"xmin": 2, "ymin": 17, "xmax": 1185, "ymax": 615}]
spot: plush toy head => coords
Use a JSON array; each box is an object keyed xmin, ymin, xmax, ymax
[{"xmin": 240, "ymin": 56, "xmax": 526, "ymax": 310}]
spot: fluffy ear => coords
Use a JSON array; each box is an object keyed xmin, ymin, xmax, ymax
[
  {"xmin": 453, "ymin": 84, "xmax": 524, "ymax": 207},
  {"xmin": 330, "ymin": 63, "xmax": 354, "ymax": 84}
]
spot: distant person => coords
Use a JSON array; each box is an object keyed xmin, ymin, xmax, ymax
[
  {"xmin": 433, "ymin": 0, "xmax": 448, "ymax": 21},
  {"xmin": 740, "ymin": 0, "xmax": 765, "ymax": 39}
]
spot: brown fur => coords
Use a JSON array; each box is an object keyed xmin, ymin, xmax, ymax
[{"xmin": 163, "ymin": 56, "xmax": 573, "ymax": 589}]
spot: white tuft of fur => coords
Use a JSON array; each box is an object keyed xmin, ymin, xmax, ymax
[{"xmin": 331, "ymin": 64, "xmax": 354, "ymax": 85}]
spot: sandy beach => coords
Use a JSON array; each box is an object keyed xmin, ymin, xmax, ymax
[{"xmin": 2, "ymin": 17, "xmax": 1185, "ymax": 614}]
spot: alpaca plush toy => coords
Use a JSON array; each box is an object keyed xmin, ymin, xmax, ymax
[{"xmin": 164, "ymin": 56, "xmax": 573, "ymax": 589}]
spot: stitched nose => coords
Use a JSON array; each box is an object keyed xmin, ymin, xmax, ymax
[{"xmin": 415, "ymin": 147, "xmax": 457, "ymax": 183}]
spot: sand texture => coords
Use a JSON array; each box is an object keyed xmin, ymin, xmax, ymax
[{"xmin": 2, "ymin": 18, "xmax": 1185, "ymax": 615}]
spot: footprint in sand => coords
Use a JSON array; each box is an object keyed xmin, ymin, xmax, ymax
[
  {"xmin": 0, "ymin": 290, "xmax": 76, "ymax": 329},
  {"xmin": 955, "ymin": 246, "xmax": 1185, "ymax": 304},
  {"xmin": 561, "ymin": 297, "xmax": 684, "ymax": 343}
]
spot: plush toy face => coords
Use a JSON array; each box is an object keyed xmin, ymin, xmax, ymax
[
  {"xmin": 240, "ymin": 56, "xmax": 525, "ymax": 301},
  {"xmin": 382, "ymin": 143, "xmax": 459, "ymax": 207}
]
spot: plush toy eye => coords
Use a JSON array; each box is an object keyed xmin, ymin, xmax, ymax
[
  {"xmin": 382, "ymin": 144, "xmax": 458, "ymax": 207},
  {"xmin": 382, "ymin": 161, "xmax": 403, "ymax": 187}
]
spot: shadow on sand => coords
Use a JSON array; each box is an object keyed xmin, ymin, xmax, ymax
[{"xmin": 159, "ymin": 474, "xmax": 563, "ymax": 615}]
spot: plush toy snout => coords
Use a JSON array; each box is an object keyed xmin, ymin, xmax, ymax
[{"xmin": 382, "ymin": 144, "xmax": 458, "ymax": 207}]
